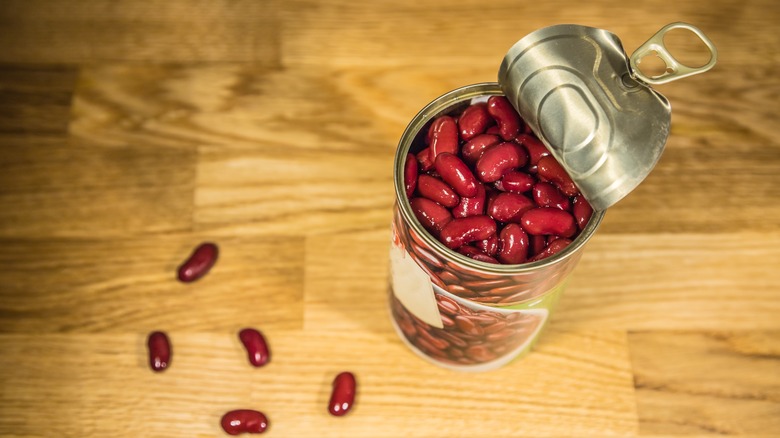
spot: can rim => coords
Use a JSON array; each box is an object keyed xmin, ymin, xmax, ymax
[{"xmin": 393, "ymin": 82, "xmax": 606, "ymax": 274}]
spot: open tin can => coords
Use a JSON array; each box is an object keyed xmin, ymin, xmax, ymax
[{"xmin": 389, "ymin": 23, "xmax": 717, "ymax": 371}]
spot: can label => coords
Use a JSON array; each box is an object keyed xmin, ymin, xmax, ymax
[{"xmin": 389, "ymin": 239, "xmax": 442, "ymax": 329}]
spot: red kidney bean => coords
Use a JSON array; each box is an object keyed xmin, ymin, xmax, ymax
[
  {"xmin": 537, "ymin": 155, "xmax": 579, "ymax": 197},
  {"xmin": 458, "ymin": 103, "xmax": 492, "ymax": 141},
  {"xmin": 438, "ymin": 270, "xmax": 460, "ymax": 285},
  {"xmin": 417, "ymin": 174, "xmax": 459, "ymax": 208},
  {"xmin": 452, "ymin": 183, "xmax": 486, "ymax": 218},
  {"xmin": 516, "ymin": 134, "xmax": 550, "ymax": 165},
  {"xmin": 404, "ymin": 153, "xmax": 417, "ymax": 198},
  {"xmin": 572, "ymin": 195, "xmax": 594, "ymax": 230},
  {"xmin": 495, "ymin": 170, "xmax": 534, "ymax": 193},
  {"xmin": 329, "ymin": 372, "xmax": 357, "ymax": 417},
  {"xmin": 457, "ymin": 245, "xmax": 500, "ymax": 264},
  {"xmin": 434, "ymin": 153, "xmax": 479, "ymax": 197},
  {"xmin": 529, "ymin": 238, "xmax": 573, "ymax": 262},
  {"xmin": 487, "ymin": 96, "xmax": 522, "ymax": 141},
  {"xmin": 177, "ymin": 242, "xmax": 218, "ymax": 283},
  {"xmin": 455, "ymin": 315, "xmax": 485, "ymax": 336},
  {"xmin": 429, "ymin": 116, "xmax": 459, "ymax": 159},
  {"xmin": 440, "ymin": 215, "xmax": 496, "ymax": 249},
  {"xmin": 221, "ymin": 409, "xmax": 269, "ymax": 435},
  {"xmin": 521, "ymin": 207, "xmax": 576, "ymax": 237},
  {"xmin": 497, "ymin": 223, "xmax": 529, "ymax": 264},
  {"xmin": 410, "ymin": 197, "xmax": 452, "ymax": 235},
  {"xmin": 147, "ymin": 331, "xmax": 171, "ymax": 372},
  {"xmin": 466, "ymin": 344, "xmax": 497, "ymax": 362},
  {"xmin": 475, "ymin": 234, "xmax": 498, "ymax": 257},
  {"xmin": 485, "ymin": 125, "xmax": 501, "ymax": 135},
  {"xmin": 436, "ymin": 295, "xmax": 460, "ymax": 316},
  {"xmin": 532, "ymin": 182, "xmax": 571, "ymax": 211},
  {"xmin": 476, "ymin": 142, "xmax": 528, "ymax": 183},
  {"xmin": 417, "ymin": 147, "xmax": 434, "ymax": 172},
  {"xmin": 238, "ymin": 328, "xmax": 270, "ymax": 368},
  {"xmin": 461, "ymin": 134, "xmax": 500, "ymax": 164},
  {"xmin": 487, "ymin": 192, "xmax": 534, "ymax": 223}
]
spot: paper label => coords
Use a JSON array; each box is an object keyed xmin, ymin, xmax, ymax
[{"xmin": 389, "ymin": 244, "xmax": 443, "ymax": 329}]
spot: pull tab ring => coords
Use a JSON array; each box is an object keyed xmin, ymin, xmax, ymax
[{"xmin": 630, "ymin": 22, "xmax": 718, "ymax": 85}]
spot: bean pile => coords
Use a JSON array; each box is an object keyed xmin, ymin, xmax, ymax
[
  {"xmin": 391, "ymin": 292, "xmax": 541, "ymax": 366},
  {"xmin": 405, "ymin": 96, "xmax": 593, "ymax": 265}
]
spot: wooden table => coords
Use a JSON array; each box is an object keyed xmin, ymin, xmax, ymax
[{"xmin": 1, "ymin": 1, "xmax": 778, "ymax": 436}]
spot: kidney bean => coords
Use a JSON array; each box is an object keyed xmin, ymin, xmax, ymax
[
  {"xmin": 532, "ymin": 182, "xmax": 571, "ymax": 211},
  {"xmin": 537, "ymin": 155, "xmax": 579, "ymax": 197},
  {"xmin": 521, "ymin": 207, "xmax": 576, "ymax": 238},
  {"xmin": 458, "ymin": 103, "xmax": 492, "ymax": 141},
  {"xmin": 177, "ymin": 242, "xmax": 218, "ymax": 283},
  {"xmin": 436, "ymin": 294, "xmax": 460, "ymax": 316},
  {"xmin": 487, "ymin": 96, "xmax": 522, "ymax": 141},
  {"xmin": 466, "ymin": 344, "xmax": 497, "ymax": 362},
  {"xmin": 495, "ymin": 170, "xmax": 534, "ymax": 193},
  {"xmin": 572, "ymin": 195, "xmax": 594, "ymax": 230},
  {"xmin": 497, "ymin": 223, "xmax": 529, "ymax": 264},
  {"xmin": 529, "ymin": 238, "xmax": 573, "ymax": 262},
  {"xmin": 516, "ymin": 134, "xmax": 550, "ymax": 165},
  {"xmin": 147, "ymin": 331, "xmax": 171, "ymax": 372},
  {"xmin": 475, "ymin": 234, "xmax": 498, "ymax": 257},
  {"xmin": 238, "ymin": 328, "xmax": 270, "ymax": 368},
  {"xmin": 417, "ymin": 174, "xmax": 459, "ymax": 208},
  {"xmin": 410, "ymin": 197, "xmax": 452, "ymax": 235},
  {"xmin": 434, "ymin": 153, "xmax": 479, "ymax": 197},
  {"xmin": 438, "ymin": 270, "xmax": 460, "ymax": 285},
  {"xmin": 404, "ymin": 153, "xmax": 417, "ymax": 198},
  {"xmin": 475, "ymin": 142, "xmax": 528, "ymax": 183},
  {"xmin": 455, "ymin": 315, "xmax": 485, "ymax": 336},
  {"xmin": 329, "ymin": 372, "xmax": 357, "ymax": 417},
  {"xmin": 452, "ymin": 183, "xmax": 486, "ymax": 218},
  {"xmin": 461, "ymin": 134, "xmax": 500, "ymax": 164},
  {"xmin": 456, "ymin": 245, "xmax": 500, "ymax": 264},
  {"xmin": 487, "ymin": 192, "xmax": 534, "ymax": 223},
  {"xmin": 485, "ymin": 125, "xmax": 501, "ymax": 135},
  {"xmin": 418, "ymin": 328, "xmax": 450, "ymax": 350},
  {"xmin": 221, "ymin": 410, "xmax": 269, "ymax": 435},
  {"xmin": 483, "ymin": 321, "xmax": 508, "ymax": 334},
  {"xmin": 417, "ymin": 147, "xmax": 434, "ymax": 172},
  {"xmin": 429, "ymin": 116, "xmax": 459, "ymax": 159},
  {"xmin": 440, "ymin": 215, "xmax": 496, "ymax": 249}
]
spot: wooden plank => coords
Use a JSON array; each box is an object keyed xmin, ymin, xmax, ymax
[
  {"xmin": 628, "ymin": 331, "xmax": 780, "ymax": 435},
  {"xmin": 0, "ymin": 0, "xmax": 280, "ymax": 63},
  {"xmin": 0, "ymin": 330, "xmax": 637, "ymax": 437},
  {"xmin": 0, "ymin": 235, "xmax": 305, "ymax": 333},
  {"xmin": 553, "ymin": 233, "xmax": 780, "ymax": 330},
  {"xmin": 70, "ymin": 64, "xmax": 410, "ymax": 150},
  {"xmin": 280, "ymin": 0, "xmax": 778, "ymax": 68},
  {"xmin": 0, "ymin": 64, "xmax": 78, "ymax": 135},
  {"xmin": 0, "ymin": 137, "xmax": 196, "ymax": 238}
]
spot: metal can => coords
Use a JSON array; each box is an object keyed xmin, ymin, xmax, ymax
[
  {"xmin": 389, "ymin": 83, "xmax": 604, "ymax": 371},
  {"xmin": 389, "ymin": 24, "xmax": 717, "ymax": 371}
]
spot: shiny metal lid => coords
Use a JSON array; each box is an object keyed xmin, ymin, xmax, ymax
[{"xmin": 498, "ymin": 23, "xmax": 717, "ymax": 211}]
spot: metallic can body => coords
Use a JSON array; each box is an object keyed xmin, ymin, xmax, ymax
[{"xmin": 389, "ymin": 83, "xmax": 604, "ymax": 370}]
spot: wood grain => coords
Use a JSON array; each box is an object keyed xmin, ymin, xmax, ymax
[
  {"xmin": 1, "ymin": 0, "xmax": 779, "ymax": 436},
  {"xmin": 553, "ymin": 232, "xmax": 780, "ymax": 330},
  {"xmin": 0, "ymin": 235, "xmax": 305, "ymax": 333},
  {"xmin": 0, "ymin": 330, "xmax": 637, "ymax": 437},
  {"xmin": 629, "ymin": 331, "xmax": 780, "ymax": 435},
  {"xmin": 0, "ymin": 0, "xmax": 281, "ymax": 64}
]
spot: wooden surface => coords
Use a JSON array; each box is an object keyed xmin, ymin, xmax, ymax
[{"xmin": 1, "ymin": 1, "xmax": 779, "ymax": 436}]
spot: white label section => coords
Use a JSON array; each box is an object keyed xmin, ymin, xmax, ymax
[{"xmin": 389, "ymin": 244, "xmax": 443, "ymax": 329}]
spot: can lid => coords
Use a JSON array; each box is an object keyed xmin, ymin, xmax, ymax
[{"xmin": 498, "ymin": 23, "xmax": 717, "ymax": 211}]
